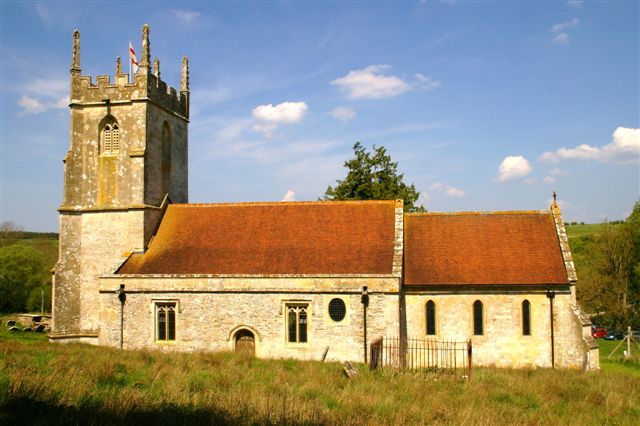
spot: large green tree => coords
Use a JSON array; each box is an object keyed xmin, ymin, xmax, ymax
[
  {"xmin": 577, "ymin": 200, "xmax": 640, "ymax": 329},
  {"xmin": 323, "ymin": 142, "xmax": 425, "ymax": 212},
  {"xmin": 0, "ymin": 245, "xmax": 45, "ymax": 313}
]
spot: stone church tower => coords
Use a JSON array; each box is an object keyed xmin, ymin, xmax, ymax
[{"xmin": 51, "ymin": 25, "xmax": 189, "ymax": 342}]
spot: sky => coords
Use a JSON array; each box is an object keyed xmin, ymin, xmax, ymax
[{"xmin": 1, "ymin": 1, "xmax": 638, "ymax": 232}]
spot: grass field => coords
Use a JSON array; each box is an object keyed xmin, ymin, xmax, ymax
[{"xmin": 1, "ymin": 323, "xmax": 639, "ymax": 425}]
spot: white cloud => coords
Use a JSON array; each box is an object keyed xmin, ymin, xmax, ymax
[
  {"xmin": 414, "ymin": 73, "xmax": 441, "ymax": 90},
  {"xmin": 429, "ymin": 182, "xmax": 465, "ymax": 197},
  {"xmin": 567, "ymin": 0, "xmax": 583, "ymax": 7},
  {"xmin": 17, "ymin": 95, "xmax": 46, "ymax": 115},
  {"xmin": 36, "ymin": 3, "xmax": 53, "ymax": 26},
  {"xmin": 549, "ymin": 167, "xmax": 569, "ymax": 176},
  {"xmin": 281, "ymin": 190, "xmax": 296, "ymax": 202},
  {"xmin": 172, "ymin": 9, "xmax": 201, "ymax": 23},
  {"xmin": 251, "ymin": 123, "xmax": 277, "ymax": 138},
  {"xmin": 553, "ymin": 33, "xmax": 570, "ymax": 44},
  {"xmin": 498, "ymin": 156, "xmax": 533, "ymax": 182},
  {"xmin": 445, "ymin": 187, "xmax": 465, "ymax": 197},
  {"xmin": 251, "ymin": 101, "xmax": 308, "ymax": 137},
  {"xmin": 543, "ymin": 176, "xmax": 556, "ymax": 184},
  {"xmin": 551, "ymin": 18, "xmax": 580, "ymax": 33},
  {"xmin": 551, "ymin": 19, "xmax": 579, "ymax": 44},
  {"xmin": 331, "ymin": 65, "xmax": 438, "ymax": 100},
  {"xmin": 252, "ymin": 101, "xmax": 308, "ymax": 123},
  {"xmin": 17, "ymin": 94, "xmax": 68, "ymax": 116},
  {"xmin": 16, "ymin": 78, "xmax": 68, "ymax": 116},
  {"xmin": 331, "ymin": 106, "xmax": 356, "ymax": 122},
  {"xmin": 540, "ymin": 127, "xmax": 640, "ymax": 164}
]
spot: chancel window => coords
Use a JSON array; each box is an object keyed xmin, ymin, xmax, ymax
[
  {"xmin": 287, "ymin": 304, "xmax": 308, "ymax": 343},
  {"xmin": 426, "ymin": 300, "xmax": 436, "ymax": 335},
  {"xmin": 156, "ymin": 302, "xmax": 176, "ymax": 341},
  {"xmin": 101, "ymin": 122, "xmax": 120, "ymax": 154},
  {"xmin": 473, "ymin": 300, "xmax": 484, "ymax": 336},
  {"xmin": 522, "ymin": 300, "xmax": 531, "ymax": 336}
]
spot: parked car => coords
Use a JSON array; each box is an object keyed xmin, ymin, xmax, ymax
[
  {"xmin": 591, "ymin": 325, "xmax": 607, "ymax": 339},
  {"xmin": 604, "ymin": 330, "xmax": 624, "ymax": 340}
]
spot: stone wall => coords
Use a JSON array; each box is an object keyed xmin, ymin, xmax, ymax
[
  {"xmin": 52, "ymin": 210, "xmax": 147, "ymax": 339},
  {"xmin": 404, "ymin": 288, "xmax": 594, "ymax": 369},
  {"xmin": 98, "ymin": 276, "xmax": 400, "ymax": 362}
]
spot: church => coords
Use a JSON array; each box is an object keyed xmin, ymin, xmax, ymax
[{"xmin": 50, "ymin": 26, "xmax": 599, "ymax": 370}]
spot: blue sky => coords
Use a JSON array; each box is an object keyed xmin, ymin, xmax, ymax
[{"xmin": 1, "ymin": 1, "xmax": 638, "ymax": 232}]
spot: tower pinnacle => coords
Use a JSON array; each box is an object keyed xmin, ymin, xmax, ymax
[
  {"xmin": 71, "ymin": 29, "xmax": 81, "ymax": 72},
  {"xmin": 140, "ymin": 24, "xmax": 151, "ymax": 73},
  {"xmin": 181, "ymin": 56, "xmax": 189, "ymax": 92}
]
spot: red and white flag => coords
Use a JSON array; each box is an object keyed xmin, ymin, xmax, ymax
[{"xmin": 129, "ymin": 41, "xmax": 139, "ymax": 74}]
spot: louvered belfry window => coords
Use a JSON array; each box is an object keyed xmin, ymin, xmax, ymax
[{"xmin": 101, "ymin": 121, "xmax": 120, "ymax": 154}]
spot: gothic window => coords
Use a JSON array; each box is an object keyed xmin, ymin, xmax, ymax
[
  {"xmin": 101, "ymin": 118, "xmax": 120, "ymax": 155},
  {"xmin": 328, "ymin": 298, "xmax": 346, "ymax": 322},
  {"xmin": 287, "ymin": 304, "xmax": 308, "ymax": 343},
  {"xmin": 522, "ymin": 300, "xmax": 531, "ymax": 336},
  {"xmin": 156, "ymin": 302, "xmax": 176, "ymax": 341},
  {"xmin": 426, "ymin": 300, "xmax": 436, "ymax": 335},
  {"xmin": 473, "ymin": 300, "xmax": 484, "ymax": 336}
]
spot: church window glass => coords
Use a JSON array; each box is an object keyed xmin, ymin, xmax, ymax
[
  {"xmin": 473, "ymin": 300, "xmax": 484, "ymax": 336},
  {"xmin": 328, "ymin": 298, "xmax": 346, "ymax": 322},
  {"xmin": 522, "ymin": 300, "xmax": 531, "ymax": 336},
  {"xmin": 156, "ymin": 302, "xmax": 176, "ymax": 341},
  {"xmin": 287, "ymin": 304, "xmax": 308, "ymax": 343},
  {"xmin": 426, "ymin": 300, "xmax": 436, "ymax": 335}
]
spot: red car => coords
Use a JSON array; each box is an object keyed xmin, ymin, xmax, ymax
[{"xmin": 591, "ymin": 326, "xmax": 607, "ymax": 339}]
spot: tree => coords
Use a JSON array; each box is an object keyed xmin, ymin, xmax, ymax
[
  {"xmin": 577, "ymin": 200, "xmax": 640, "ymax": 329},
  {"xmin": 0, "ymin": 245, "xmax": 45, "ymax": 313},
  {"xmin": 323, "ymin": 142, "xmax": 425, "ymax": 212},
  {"xmin": 0, "ymin": 221, "xmax": 24, "ymax": 247}
]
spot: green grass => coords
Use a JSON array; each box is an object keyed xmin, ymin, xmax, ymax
[
  {"xmin": 597, "ymin": 338, "xmax": 640, "ymax": 377},
  {"xmin": 1, "ymin": 328, "xmax": 639, "ymax": 425}
]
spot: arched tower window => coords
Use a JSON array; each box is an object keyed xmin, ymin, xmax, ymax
[
  {"xmin": 473, "ymin": 300, "xmax": 484, "ymax": 336},
  {"xmin": 100, "ymin": 117, "xmax": 120, "ymax": 155},
  {"xmin": 522, "ymin": 300, "xmax": 531, "ymax": 336},
  {"xmin": 426, "ymin": 300, "xmax": 436, "ymax": 335}
]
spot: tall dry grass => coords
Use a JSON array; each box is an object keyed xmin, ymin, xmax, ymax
[{"xmin": 1, "ymin": 335, "xmax": 639, "ymax": 425}]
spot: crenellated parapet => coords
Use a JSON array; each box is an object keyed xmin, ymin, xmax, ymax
[{"xmin": 69, "ymin": 25, "xmax": 189, "ymax": 119}]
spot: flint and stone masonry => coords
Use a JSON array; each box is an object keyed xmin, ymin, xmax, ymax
[{"xmin": 51, "ymin": 26, "xmax": 598, "ymax": 370}]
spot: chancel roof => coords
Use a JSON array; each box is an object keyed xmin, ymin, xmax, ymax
[
  {"xmin": 117, "ymin": 200, "xmax": 397, "ymax": 275},
  {"xmin": 404, "ymin": 211, "xmax": 569, "ymax": 286}
]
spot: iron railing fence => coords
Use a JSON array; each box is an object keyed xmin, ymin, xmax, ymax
[{"xmin": 370, "ymin": 336, "xmax": 472, "ymax": 377}]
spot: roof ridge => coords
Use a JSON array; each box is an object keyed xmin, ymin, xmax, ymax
[
  {"xmin": 169, "ymin": 200, "xmax": 399, "ymax": 208},
  {"xmin": 405, "ymin": 210, "xmax": 550, "ymax": 216}
]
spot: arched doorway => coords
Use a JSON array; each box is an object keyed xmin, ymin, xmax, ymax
[{"xmin": 235, "ymin": 329, "xmax": 255, "ymax": 356}]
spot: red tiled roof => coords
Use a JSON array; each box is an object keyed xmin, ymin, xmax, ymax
[
  {"xmin": 118, "ymin": 201, "xmax": 397, "ymax": 275},
  {"xmin": 404, "ymin": 211, "xmax": 569, "ymax": 285}
]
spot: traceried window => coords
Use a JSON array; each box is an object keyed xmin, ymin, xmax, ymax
[
  {"xmin": 156, "ymin": 302, "xmax": 176, "ymax": 341},
  {"xmin": 426, "ymin": 300, "xmax": 436, "ymax": 336},
  {"xmin": 287, "ymin": 304, "xmax": 308, "ymax": 343},
  {"xmin": 473, "ymin": 300, "xmax": 484, "ymax": 336},
  {"xmin": 522, "ymin": 300, "xmax": 531, "ymax": 336},
  {"xmin": 101, "ymin": 120, "xmax": 120, "ymax": 154},
  {"xmin": 328, "ymin": 298, "xmax": 346, "ymax": 322}
]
